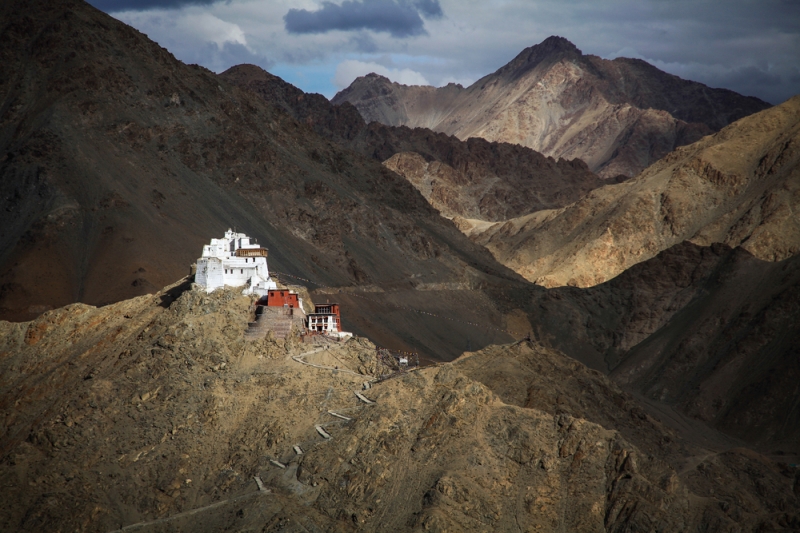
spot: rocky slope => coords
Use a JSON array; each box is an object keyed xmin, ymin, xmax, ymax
[
  {"xmin": 220, "ymin": 64, "xmax": 606, "ymax": 222},
  {"xmin": 333, "ymin": 36, "xmax": 771, "ymax": 178},
  {"xmin": 0, "ymin": 0, "xmax": 541, "ymax": 362},
  {"xmin": 462, "ymin": 95, "xmax": 800, "ymax": 288},
  {"xmin": 1, "ymin": 283, "xmax": 797, "ymax": 532},
  {"xmin": 522, "ymin": 241, "xmax": 800, "ymax": 455}
]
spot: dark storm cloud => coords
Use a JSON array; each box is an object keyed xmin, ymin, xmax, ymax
[
  {"xmin": 412, "ymin": 0, "xmax": 443, "ymax": 18},
  {"xmin": 697, "ymin": 65, "xmax": 797, "ymax": 105},
  {"xmin": 88, "ymin": 0, "xmax": 219, "ymax": 12},
  {"xmin": 349, "ymin": 32, "xmax": 379, "ymax": 53},
  {"xmin": 284, "ymin": 0, "xmax": 443, "ymax": 38}
]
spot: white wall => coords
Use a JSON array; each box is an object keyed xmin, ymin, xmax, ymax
[
  {"xmin": 196, "ymin": 232, "xmax": 273, "ymax": 294},
  {"xmin": 197, "ymin": 258, "xmax": 225, "ymax": 292}
]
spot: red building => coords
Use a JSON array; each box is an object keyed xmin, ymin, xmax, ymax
[{"xmin": 266, "ymin": 289, "xmax": 300, "ymax": 308}]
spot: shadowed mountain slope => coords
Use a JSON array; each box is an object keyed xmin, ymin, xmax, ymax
[
  {"xmin": 333, "ymin": 36, "xmax": 770, "ymax": 178},
  {"xmin": 0, "ymin": 0, "xmax": 540, "ymax": 361},
  {"xmin": 523, "ymin": 241, "xmax": 800, "ymax": 455},
  {"xmin": 220, "ymin": 64, "xmax": 606, "ymax": 222}
]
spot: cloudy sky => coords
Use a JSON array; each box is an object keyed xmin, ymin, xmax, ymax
[{"xmin": 89, "ymin": 0, "xmax": 800, "ymax": 104}]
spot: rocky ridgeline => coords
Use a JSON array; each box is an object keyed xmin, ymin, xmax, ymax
[
  {"xmin": 1, "ymin": 281, "xmax": 797, "ymax": 531},
  {"xmin": 333, "ymin": 36, "xmax": 770, "ymax": 179}
]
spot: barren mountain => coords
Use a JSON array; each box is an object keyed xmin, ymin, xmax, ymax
[
  {"xmin": 0, "ymin": 0, "xmax": 539, "ymax": 361},
  {"xmin": 220, "ymin": 64, "xmax": 606, "ymax": 222},
  {"xmin": 462, "ymin": 95, "xmax": 800, "ymax": 288},
  {"xmin": 519, "ymin": 240, "xmax": 800, "ymax": 456},
  {"xmin": 333, "ymin": 36, "xmax": 770, "ymax": 178},
  {"xmin": 2, "ymin": 282, "xmax": 797, "ymax": 531}
]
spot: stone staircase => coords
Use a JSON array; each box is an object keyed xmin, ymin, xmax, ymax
[{"xmin": 245, "ymin": 306, "xmax": 304, "ymax": 340}]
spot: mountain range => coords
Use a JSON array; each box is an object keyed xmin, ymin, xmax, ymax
[
  {"xmin": 458, "ymin": 95, "xmax": 800, "ymax": 287},
  {"xmin": 219, "ymin": 64, "xmax": 607, "ymax": 222},
  {"xmin": 333, "ymin": 36, "xmax": 771, "ymax": 179},
  {"xmin": 1, "ymin": 1, "xmax": 799, "ymax": 531}
]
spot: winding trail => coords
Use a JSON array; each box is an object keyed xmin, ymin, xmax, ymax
[{"xmin": 291, "ymin": 346, "xmax": 372, "ymax": 379}]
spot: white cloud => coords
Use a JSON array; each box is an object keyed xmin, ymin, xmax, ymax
[
  {"xmin": 103, "ymin": 0, "xmax": 800, "ymax": 103},
  {"xmin": 176, "ymin": 12, "xmax": 248, "ymax": 50},
  {"xmin": 118, "ymin": 9, "xmax": 248, "ymax": 50},
  {"xmin": 333, "ymin": 59, "xmax": 430, "ymax": 89}
]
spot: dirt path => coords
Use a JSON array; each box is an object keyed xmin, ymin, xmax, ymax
[{"xmin": 292, "ymin": 346, "xmax": 372, "ymax": 380}]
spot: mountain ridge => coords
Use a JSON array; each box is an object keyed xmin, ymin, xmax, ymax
[
  {"xmin": 333, "ymin": 36, "xmax": 771, "ymax": 178},
  {"xmin": 2, "ymin": 281, "xmax": 797, "ymax": 531},
  {"xmin": 221, "ymin": 63, "xmax": 607, "ymax": 222},
  {"xmin": 461, "ymin": 94, "xmax": 800, "ymax": 288}
]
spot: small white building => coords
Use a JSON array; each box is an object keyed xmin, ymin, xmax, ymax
[
  {"xmin": 195, "ymin": 229, "xmax": 277, "ymax": 297},
  {"xmin": 307, "ymin": 303, "xmax": 352, "ymax": 339}
]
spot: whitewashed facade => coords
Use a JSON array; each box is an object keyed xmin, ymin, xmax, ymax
[{"xmin": 195, "ymin": 229, "xmax": 277, "ymax": 296}]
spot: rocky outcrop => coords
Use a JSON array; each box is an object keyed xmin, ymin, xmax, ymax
[
  {"xmin": 333, "ymin": 36, "xmax": 770, "ymax": 178},
  {"xmin": 380, "ymin": 147, "xmax": 609, "ymax": 221},
  {"xmin": 465, "ymin": 95, "xmax": 800, "ymax": 288}
]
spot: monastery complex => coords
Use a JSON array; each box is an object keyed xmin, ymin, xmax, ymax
[
  {"xmin": 195, "ymin": 229, "xmax": 277, "ymax": 297},
  {"xmin": 195, "ymin": 230, "xmax": 350, "ymax": 340}
]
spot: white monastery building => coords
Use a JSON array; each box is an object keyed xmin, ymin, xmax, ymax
[{"xmin": 195, "ymin": 229, "xmax": 277, "ymax": 297}]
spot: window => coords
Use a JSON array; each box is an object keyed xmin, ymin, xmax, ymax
[
  {"xmin": 225, "ymin": 269, "xmax": 227, "ymax": 274},
  {"xmin": 241, "ymin": 269, "xmax": 243, "ymax": 274}
]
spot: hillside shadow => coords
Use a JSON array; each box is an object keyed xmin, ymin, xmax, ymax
[{"xmin": 159, "ymin": 277, "xmax": 193, "ymax": 308}]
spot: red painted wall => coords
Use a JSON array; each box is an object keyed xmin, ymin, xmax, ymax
[{"xmin": 266, "ymin": 290, "xmax": 299, "ymax": 308}]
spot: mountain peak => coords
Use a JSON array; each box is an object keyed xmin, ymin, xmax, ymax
[
  {"xmin": 537, "ymin": 35, "xmax": 581, "ymax": 54},
  {"xmin": 331, "ymin": 73, "xmax": 389, "ymax": 105},
  {"xmin": 356, "ymin": 72, "xmax": 394, "ymax": 85},
  {"xmin": 496, "ymin": 36, "xmax": 582, "ymax": 78},
  {"xmin": 220, "ymin": 63, "xmax": 274, "ymax": 83}
]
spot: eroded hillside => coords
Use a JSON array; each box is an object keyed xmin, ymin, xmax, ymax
[
  {"xmin": 461, "ymin": 95, "xmax": 800, "ymax": 288},
  {"xmin": 220, "ymin": 64, "xmax": 606, "ymax": 222},
  {"xmin": 1, "ymin": 282, "xmax": 797, "ymax": 532}
]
